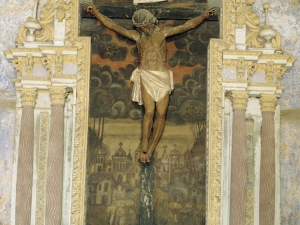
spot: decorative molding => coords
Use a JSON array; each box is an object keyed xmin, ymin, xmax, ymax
[
  {"xmin": 25, "ymin": 54, "xmax": 34, "ymax": 78},
  {"xmin": 55, "ymin": 52, "xmax": 63, "ymax": 77},
  {"xmin": 70, "ymin": 37, "xmax": 90, "ymax": 225},
  {"xmin": 265, "ymin": 61, "xmax": 274, "ymax": 84},
  {"xmin": 19, "ymin": 88, "xmax": 37, "ymax": 106},
  {"xmin": 49, "ymin": 87, "xmax": 68, "ymax": 105},
  {"xmin": 65, "ymin": 0, "xmax": 77, "ymax": 46},
  {"xmin": 223, "ymin": 0, "xmax": 236, "ymax": 50},
  {"xmin": 237, "ymin": 57, "xmax": 246, "ymax": 82},
  {"xmin": 56, "ymin": 0, "xmax": 66, "ymax": 22},
  {"xmin": 42, "ymin": 56, "xmax": 54, "ymax": 76},
  {"xmin": 245, "ymin": 2, "xmax": 283, "ymax": 51},
  {"xmin": 260, "ymin": 94, "xmax": 277, "ymax": 112},
  {"xmin": 207, "ymin": 38, "xmax": 226, "ymax": 224},
  {"xmin": 11, "ymin": 58, "xmax": 26, "ymax": 78},
  {"xmin": 230, "ymin": 91, "xmax": 249, "ymax": 109},
  {"xmin": 246, "ymin": 61, "xmax": 258, "ymax": 82},
  {"xmin": 36, "ymin": 112, "xmax": 49, "ymax": 225}
]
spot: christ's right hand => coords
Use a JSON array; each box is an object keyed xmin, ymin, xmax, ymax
[{"xmin": 85, "ymin": 3, "xmax": 97, "ymax": 15}]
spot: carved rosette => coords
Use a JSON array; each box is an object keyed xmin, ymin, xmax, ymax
[
  {"xmin": 49, "ymin": 87, "xmax": 68, "ymax": 105},
  {"xmin": 260, "ymin": 94, "xmax": 277, "ymax": 112},
  {"xmin": 230, "ymin": 91, "xmax": 249, "ymax": 109},
  {"xmin": 20, "ymin": 88, "xmax": 37, "ymax": 107}
]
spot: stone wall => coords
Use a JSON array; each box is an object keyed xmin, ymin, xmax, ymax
[{"xmin": 0, "ymin": 0, "xmax": 299, "ymax": 224}]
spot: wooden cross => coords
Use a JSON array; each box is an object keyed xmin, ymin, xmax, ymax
[{"xmin": 81, "ymin": 2, "xmax": 219, "ymax": 21}]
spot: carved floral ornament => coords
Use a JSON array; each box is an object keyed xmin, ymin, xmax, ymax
[
  {"xmin": 260, "ymin": 94, "xmax": 278, "ymax": 112},
  {"xmin": 232, "ymin": 0, "xmax": 283, "ymax": 50},
  {"xmin": 49, "ymin": 86, "xmax": 68, "ymax": 105},
  {"xmin": 19, "ymin": 88, "xmax": 38, "ymax": 106},
  {"xmin": 227, "ymin": 91, "xmax": 249, "ymax": 109}
]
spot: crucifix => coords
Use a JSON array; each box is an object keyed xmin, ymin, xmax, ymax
[{"xmin": 82, "ymin": 2, "xmax": 219, "ymax": 224}]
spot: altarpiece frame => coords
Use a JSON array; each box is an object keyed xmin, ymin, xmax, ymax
[{"xmin": 6, "ymin": 0, "xmax": 295, "ymax": 224}]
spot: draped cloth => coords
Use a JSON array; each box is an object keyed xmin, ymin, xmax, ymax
[{"xmin": 130, "ymin": 68, "xmax": 174, "ymax": 105}]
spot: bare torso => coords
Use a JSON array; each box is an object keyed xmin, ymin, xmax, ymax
[{"xmin": 136, "ymin": 26, "xmax": 168, "ymax": 72}]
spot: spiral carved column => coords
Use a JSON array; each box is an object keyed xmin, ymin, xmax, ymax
[
  {"xmin": 15, "ymin": 88, "xmax": 37, "ymax": 225},
  {"xmin": 259, "ymin": 94, "xmax": 277, "ymax": 225},
  {"xmin": 229, "ymin": 91, "xmax": 248, "ymax": 225},
  {"xmin": 45, "ymin": 87, "xmax": 68, "ymax": 225}
]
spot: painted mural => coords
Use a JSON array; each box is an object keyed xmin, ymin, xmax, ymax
[{"xmin": 80, "ymin": 5, "xmax": 219, "ymax": 223}]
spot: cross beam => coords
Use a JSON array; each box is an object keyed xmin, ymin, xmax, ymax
[{"xmin": 81, "ymin": 3, "xmax": 219, "ymax": 20}]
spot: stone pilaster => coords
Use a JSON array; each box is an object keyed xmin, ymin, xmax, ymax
[
  {"xmin": 259, "ymin": 94, "xmax": 277, "ymax": 225},
  {"xmin": 15, "ymin": 88, "xmax": 37, "ymax": 225},
  {"xmin": 229, "ymin": 91, "xmax": 248, "ymax": 225},
  {"xmin": 45, "ymin": 87, "xmax": 68, "ymax": 225}
]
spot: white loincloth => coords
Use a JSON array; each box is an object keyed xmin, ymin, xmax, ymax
[{"xmin": 130, "ymin": 68, "xmax": 174, "ymax": 105}]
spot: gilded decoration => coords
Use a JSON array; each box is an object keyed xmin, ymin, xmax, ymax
[
  {"xmin": 55, "ymin": 52, "xmax": 63, "ymax": 77},
  {"xmin": 56, "ymin": 0, "xmax": 66, "ymax": 22},
  {"xmin": 11, "ymin": 58, "xmax": 25, "ymax": 78},
  {"xmin": 223, "ymin": 0, "xmax": 236, "ymax": 50},
  {"xmin": 207, "ymin": 38, "xmax": 225, "ymax": 224},
  {"xmin": 49, "ymin": 87, "xmax": 68, "ymax": 105},
  {"xmin": 25, "ymin": 54, "xmax": 34, "ymax": 78},
  {"xmin": 19, "ymin": 88, "xmax": 37, "ymax": 107},
  {"xmin": 64, "ymin": 0, "xmax": 77, "ymax": 46},
  {"xmin": 69, "ymin": 37, "xmax": 90, "ymax": 225},
  {"xmin": 16, "ymin": 0, "xmax": 55, "ymax": 44},
  {"xmin": 237, "ymin": 57, "xmax": 246, "ymax": 81},
  {"xmin": 260, "ymin": 94, "xmax": 278, "ymax": 112},
  {"xmin": 42, "ymin": 56, "xmax": 54, "ymax": 76},
  {"xmin": 245, "ymin": 0, "xmax": 282, "ymax": 50},
  {"xmin": 36, "ymin": 112, "xmax": 49, "ymax": 225},
  {"xmin": 246, "ymin": 61, "xmax": 258, "ymax": 81},
  {"xmin": 230, "ymin": 91, "xmax": 249, "ymax": 109}
]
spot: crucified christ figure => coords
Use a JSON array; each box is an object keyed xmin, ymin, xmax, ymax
[{"xmin": 85, "ymin": 3, "xmax": 215, "ymax": 163}]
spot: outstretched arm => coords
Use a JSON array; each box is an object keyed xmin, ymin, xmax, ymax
[
  {"xmin": 164, "ymin": 7, "xmax": 216, "ymax": 37},
  {"xmin": 85, "ymin": 3, "xmax": 138, "ymax": 41}
]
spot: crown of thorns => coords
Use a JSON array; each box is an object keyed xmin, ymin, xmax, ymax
[{"xmin": 132, "ymin": 9, "xmax": 157, "ymax": 27}]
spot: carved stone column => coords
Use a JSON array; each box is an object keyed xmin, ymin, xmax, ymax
[
  {"xmin": 229, "ymin": 91, "xmax": 248, "ymax": 225},
  {"xmin": 15, "ymin": 88, "xmax": 37, "ymax": 225},
  {"xmin": 259, "ymin": 94, "xmax": 277, "ymax": 225},
  {"xmin": 45, "ymin": 87, "xmax": 68, "ymax": 225}
]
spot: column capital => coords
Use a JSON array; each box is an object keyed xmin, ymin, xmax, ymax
[
  {"xmin": 20, "ymin": 88, "xmax": 37, "ymax": 107},
  {"xmin": 229, "ymin": 91, "xmax": 249, "ymax": 109},
  {"xmin": 260, "ymin": 94, "xmax": 277, "ymax": 112},
  {"xmin": 49, "ymin": 87, "xmax": 68, "ymax": 105}
]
